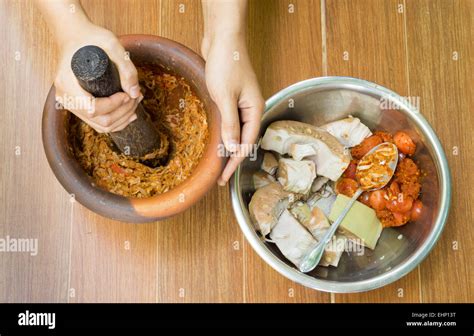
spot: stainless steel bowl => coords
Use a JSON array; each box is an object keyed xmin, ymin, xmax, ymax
[{"xmin": 230, "ymin": 77, "xmax": 451, "ymax": 293}]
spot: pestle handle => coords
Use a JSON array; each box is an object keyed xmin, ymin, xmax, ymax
[{"xmin": 70, "ymin": 45, "xmax": 162, "ymax": 158}]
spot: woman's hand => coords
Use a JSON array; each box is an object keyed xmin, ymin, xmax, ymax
[
  {"xmin": 202, "ymin": 32, "xmax": 264, "ymax": 185},
  {"xmin": 54, "ymin": 22, "xmax": 141, "ymax": 133},
  {"xmin": 36, "ymin": 0, "xmax": 141, "ymax": 133}
]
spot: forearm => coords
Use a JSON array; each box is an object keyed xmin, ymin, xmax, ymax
[
  {"xmin": 201, "ymin": 1, "xmax": 263, "ymax": 185},
  {"xmin": 35, "ymin": 0, "xmax": 91, "ymax": 45},
  {"xmin": 202, "ymin": 0, "xmax": 248, "ymax": 39}
]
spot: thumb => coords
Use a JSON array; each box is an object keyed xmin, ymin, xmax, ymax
[
  {"xmin": 109, "ymin": 48, "xmax": 140, "ymax": 99},
  {"xmin": 216, "ymin": 95, "xmax": 241, "ymax": 153}
]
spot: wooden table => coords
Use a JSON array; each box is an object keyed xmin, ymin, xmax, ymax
[{"xmin": 0, "ymin": 0, "xmax": 472, "ymax": 303}]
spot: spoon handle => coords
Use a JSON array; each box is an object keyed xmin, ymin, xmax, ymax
[
  {"xmin": 323, "ymin": 188, "xmax": 363, "ymax": 242},
  {"xmin": 299, "ymin": 188, "xmax": 363, "ymax": 273}
]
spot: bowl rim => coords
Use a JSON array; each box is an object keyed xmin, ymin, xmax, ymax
[{"xmin": 230, "ymin": 76, "xmax": 452, "ymax": 293}]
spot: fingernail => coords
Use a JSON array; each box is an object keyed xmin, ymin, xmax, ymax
[
  {"xmin": 217, "ymin": 178, "xmax": 226, "ymax": 186},
  {"xmin": 225, "ymin": 139, "xmax": 239, "ymax": 153},
  {"xmin": 129, "ymin": 114, "xmax": 138, "ymax": 122},
  {"xmin": 129, "ymin": 85, "xmax": 140, "ymax": 98}
]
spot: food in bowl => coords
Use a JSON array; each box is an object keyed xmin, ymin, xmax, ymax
[
  {"xmin": 68, "ymin": 65, "xmax": 209, "ymax": 198},
  {"xmin": 343, "ymin": 131, "xmax": 423, "ymax": 227},
  {"xmin": 248, "ymin": 116, "xmax": 424, "ymax": 270}
]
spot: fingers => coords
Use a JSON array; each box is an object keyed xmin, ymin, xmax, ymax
[
  {"xmin": 108, "ymin": 45, "xmax": 140, "ymax": 99},
  {"xmin": 107, "ymin": 109, "xmax": 138, "ymax": 133},
  {"xmin": 218, "ymin": 94, "xmax": 264, "ymax": 186},
  {"xmin": 55, "ymin": 62, "xmax": 132, "ymax": 117},
  {"xmin": 55, "ymin": 65, "xmax": 140, "ymax": 133},
  {"xmin": 54, "ymin": 73, "xmax": 96, "ymax": 112},
  {"xmin": 104, "ymin": 96, "xmax": 140, "ymax": 132},
  {"xmin": 91, "ymin": 92, "xmax": 131, "ymax": 117},
  {"xmin": 218, "ymin": 156, "xmax": 244, "ymax": 186},
  {"xmin": 239, "ymin": 95, "xmax": 265, "ymax": 149},
  {"xmin": 53, "ymin": 27, "xmax": 143, "ymax": 135},
  {"xmin": 63, "ymin": 92, "xmax": 140, "ymax": 133},
  {"xmin": 216, "ymin": 94, "xmax": 241, "ymax": 152},
  {"xmin": 90, "ymin": 96, "xmax": 140, "ymax": 133}
]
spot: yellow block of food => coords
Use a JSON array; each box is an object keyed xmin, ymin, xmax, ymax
[{"xmin": 329, "ymin": 194, "xmax": 383, "ymax": 250}]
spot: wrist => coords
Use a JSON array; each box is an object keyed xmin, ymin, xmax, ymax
[
  {"xmin": 35, "ymin": 0, "xmax": 94, "ymax": 47},
  {"xmin": 206, "ymin": 29, "xmax": 245, "ymax": 42},
  {"xmin": 202, "ymin": 31, "xmax": 246, "ymax": 60},
  {"xmin": 205, "ymin": 30, "xmax": 247, "ymax": 51},
  {"xmin": 54, "ymin": 14, "xmax": 93, "ymax": 46}
]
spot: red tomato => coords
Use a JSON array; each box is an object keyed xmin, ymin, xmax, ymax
[
  {"xmin": 351, "ymin": 135, "xmax": 383, "ymax": 159},
  {"xmin": 336, "ymin": 178, "xmax": 359, "ymax": 197},
  {"xmin": 393, "ymin": 211, "xmax": 411, "ymax": 226},
  {"xmin": 373, "ymin": 131, "xmax": 393, "ymax": 143},
  {"xmin": 343, "ymin": 160, "xmax": 358, "ymax": 179},
  {"xmin": 369, "ymin": 190, "xmax": 387, "ymax": 210},
  {"xmin": 359, "ymin": 191, "xmax": 371, "ymax": 206},
  {"xmin": 386, "ymin": 194, "xmax": 413, "ymax": 213},
  {"xmin": 394, "ymin": 131, "xmax": 416, "ymax": 155},
  {"xmin": 411, "ymin": 200, "xmax": 423, "ymax": 221},
  {"xmin": 389, "ymin": 181, "xmax": 400, "ymax": 195}
]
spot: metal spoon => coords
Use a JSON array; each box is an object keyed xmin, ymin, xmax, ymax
[{"xmin": 298, "ymin": 142, "xmax": 399, "ymax": 273}]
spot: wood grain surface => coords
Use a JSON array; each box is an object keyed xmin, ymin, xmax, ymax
[
  {"xmin": 0, "ymin": 0, "xmax": 472, "ymax": 303},
  {"xmin": 405, "ymin": 0, "xmax": 473, "ymax": 303}
]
